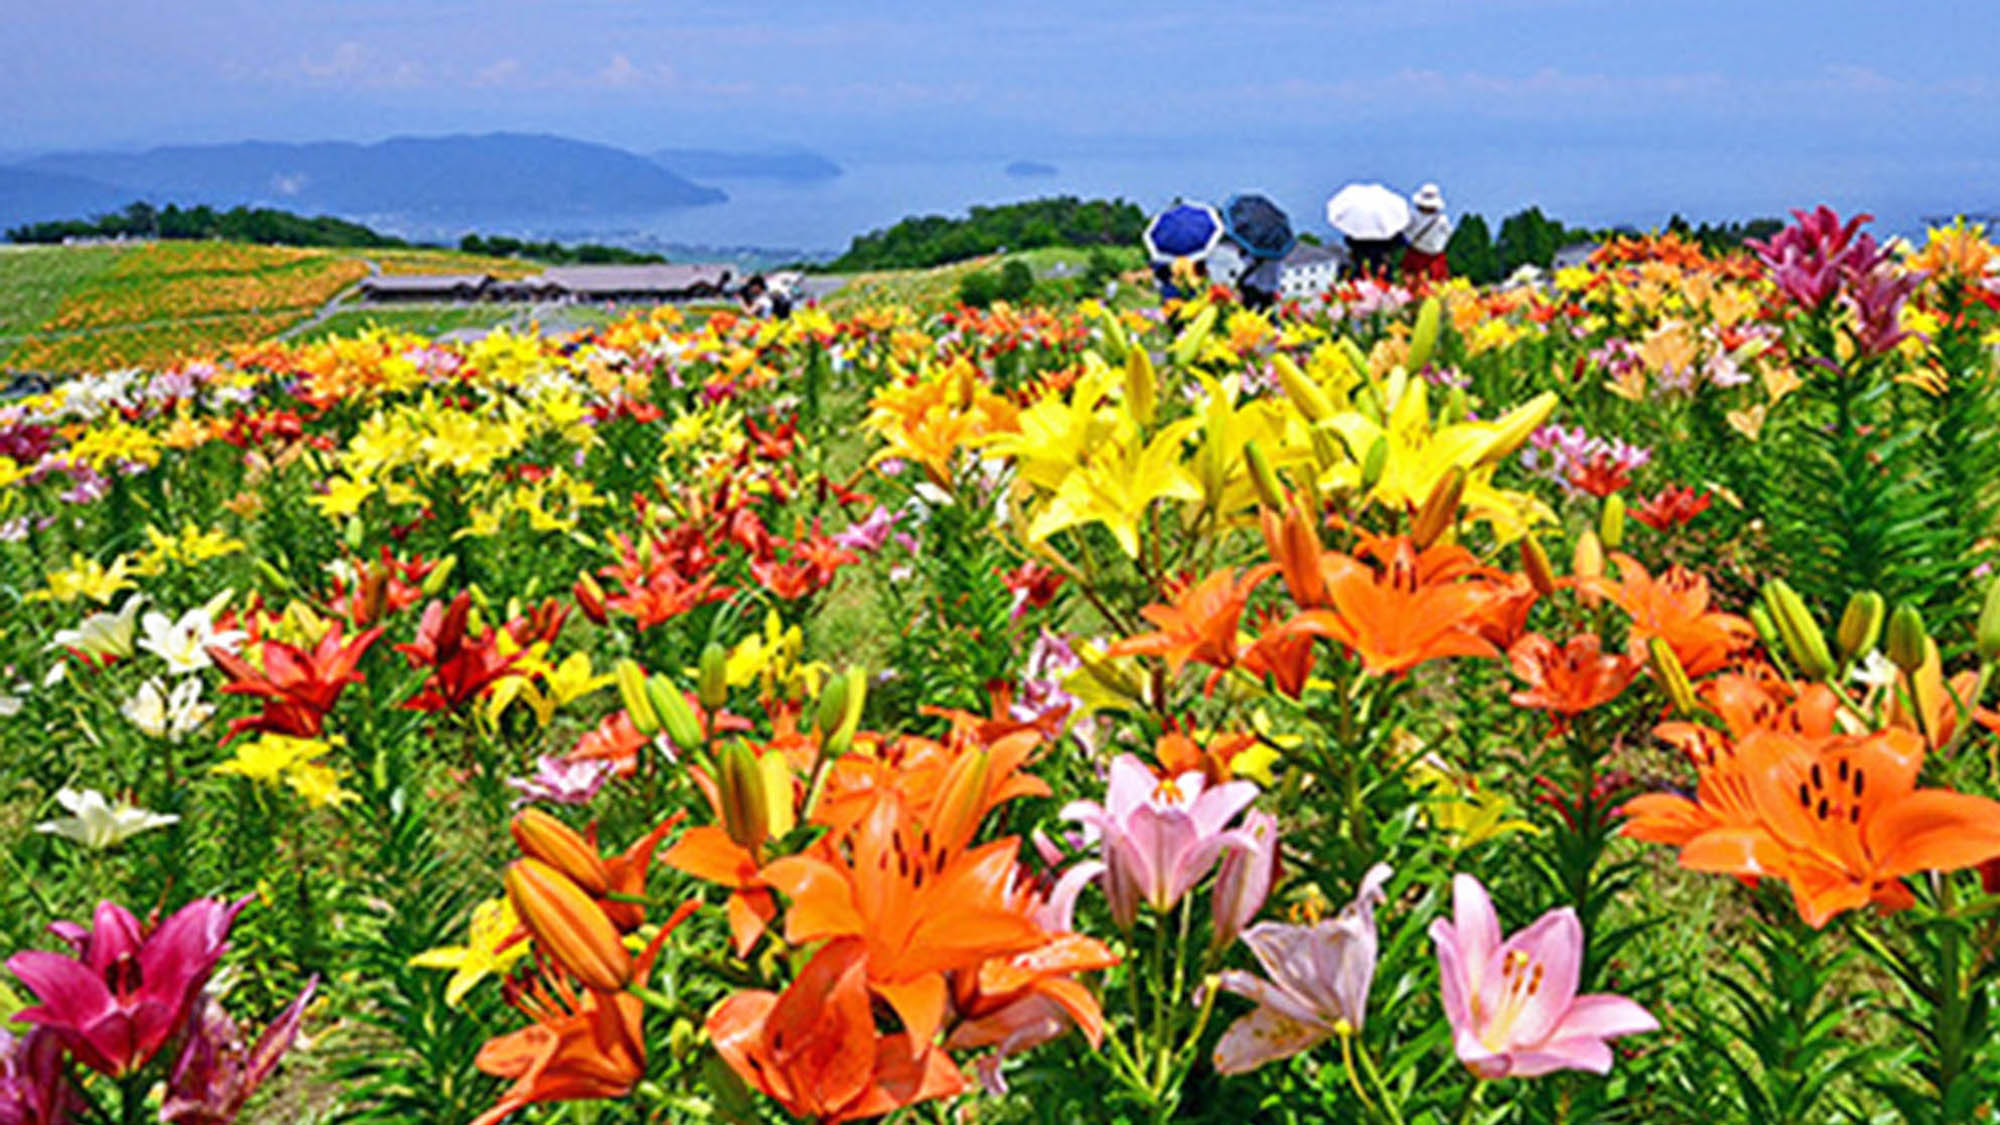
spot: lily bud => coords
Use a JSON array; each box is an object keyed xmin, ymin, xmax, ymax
[
  {"xmin": 1600, "ymin": 494, "xmax": 1626, "ymax": 550},
  {"xmin": 1748, "ymin": 603, "xmax": 1783, "ymax": 656},
  {"xmin": 1572, "ymin": 531, "xmax": 1604, "ymax": 607},
  {"xmin": 834, "ymin": 666, "xmax": 868, "ymax": 751},
  {"xmin": 1097, "ymin": 304, "xmax": 1131, "ymax": 363},
  {"xmin": 1519, "ymin": 535, "xmax": 1557, "ymax": 597},
  {"xmin": 1272, "ymin": 353, "xmax": 1332, "ymax": 422},
  {"xmin": 510, "ymin": 808, "xmax": 612, "ymax": 895},
  {"xmin": 1171, "ymin": 304, "xmax": 1217, "ymax": 368},
  {"xmin": 1338, "ymin": 337, "xmax": 1370, "ymax": 382},
  {"xmin": 616, "ymin": 659, "xmax": 660, "ymax": 735},
  {"xmin": 646, "ymin": 674, "xmax": 704, "ymax": 752},
  {"xmin": 1763, "ymin": 580, "xmax": 1832, "ymax": 680},
  {"xmin": 1308, "ymin": 423, "xmax": 1346, "ymax": 473},
  {"xmin": 1407, "ymin": 295, "xmax": 1442, "ymax": 372},
  {"xmin": 698, "ymin": 642, "xmax": 730, "ymax": 710},
  {"xmin": 420, "ymin": 554, "xmax": 458, "ymax": 596},
  {"xmin": 253, "ymin": 558, "xmax": 294, "ymax": 592},
  {"xmin": 573, "ymin": 571, "xmax": 608, "ymax": 625},
  {"xmin": 1124, "ymin": 347, "xmax": 1157, "ymax": 426},
  {"xmin": 1887, "ymin": 603, "xmax": 1928, "ymax": 675},
  {"xmin": 1244, "ymin": 440, "xmax": 1285, "ymax": 510},
  {"xmin": 1979, "ymin": 579, "xmax": 2000, "ymax": 662},
  {"xmin": 930, "ymin": 748, "xmax": 992, "ymax": 856},
  {"xmin": 1836, "ymin": 591, "xmax": 1885, "ymax": 663},
  {"xmin": 1410, "ymin": 467, "xmax": 1465, "ymax": 550},
  {"xmin": 716, "ymin": 742, "xmax": 770, "ymax": 851},
  {"xmin": 1648, "ymin": 637, "xmax": 1700, "ymax": 716},
  {"xmin": 505, "ymin": 859, "xmax": 631, "ymax": 992},
  {"xmin": 1359, "ymin": 435, "xmax": 1390, "ymax": 493},
  {"xmin": 759, "ymin": 750, "xmax": 796, "ymax": 839},
  {"xmin": 343, "ymin": 516, "xmax": 365, "ymax": 552},
  {"xmin": 1442, "ymin": 386, "xmax": 1469, "ymax": 424}
]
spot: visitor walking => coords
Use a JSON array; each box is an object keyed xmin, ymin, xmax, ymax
[{"xmin": 1401, "ymin": 183, "xmax": 1453, "ymax": 283}]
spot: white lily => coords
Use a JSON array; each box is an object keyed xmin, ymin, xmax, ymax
[
  {"xmin": 49, "ymin": 594, "xmax": 147, "ymax": 660},
  {"xmin": 137, "ymin": 607, "xmax": 247, "ymax": 675},
  {"xmin": 35, "ymin": 787, "xmax": 178, "ymax": 849},
  {"xmin": 121, "ymin": 677, "xmax": 214, "ymax": 741}
]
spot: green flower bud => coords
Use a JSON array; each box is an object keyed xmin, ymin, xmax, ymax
[
  {"xmin": 1886, "ymin": 603, "xmax": 1928, "ymax": 675},
  {"xmin": 1836, "ymin": 591, "xmax": 1885, "ymax": 663}
]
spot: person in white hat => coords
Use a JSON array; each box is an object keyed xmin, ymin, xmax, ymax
[{"xmin": 1401, "ymin": 183, "xmax": 1453, "ymax": 283}]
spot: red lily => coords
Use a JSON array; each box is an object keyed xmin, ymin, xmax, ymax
[{"xmin": 208, "ymin": 623, "xmax": 383, "ymax": 741}]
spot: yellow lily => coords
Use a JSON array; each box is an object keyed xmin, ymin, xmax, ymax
[
  {"xmin": 1025, "ymin": 418, "xmax": 1202, "ymax": 558},
  {"xmin": 409, "ymin": 897, "xmax": 534, "ymax": 1006},
  {"xmin": 1319, "ymin": 380, "xmax": 1558, "ymax": 541}
]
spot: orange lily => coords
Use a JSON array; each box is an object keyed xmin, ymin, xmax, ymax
[
  {"xmin": 1627, "ymin": 725, "xmax": 2000, "ymax": 927},
  {"xmin": 1507, "ymin": 633, "xmax": 1640, "ymax": 719},
  {"xmin": 760, "ymin": 801, "xmax": 1047, "ymax": 1050},
  {"xmin": 1586, "ymin": 554, "xmax": 1756, "ymax": 676},
  {"xmin": 1108, "ymin": 565, "xmax": 1276, "ymax": 693},
  {"xmin": 1260, "ymin": 500, "xmax": 1328, "ymax": 608},
  {"xmin": 471, "ymin": 900, "xmax": 699, "ymax": 1125},
  {"xmin": 707, "ymin": 941, "xmax": 967, "ymax": 1124},
  {"xmin": 1285, "ymin": 536, "xmax": 1498, "ymax": 677}
]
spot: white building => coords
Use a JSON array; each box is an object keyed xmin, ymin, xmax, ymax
[{"xmin": 1279, "ymin": 244, "xmax": 1344, "ymax": 300}]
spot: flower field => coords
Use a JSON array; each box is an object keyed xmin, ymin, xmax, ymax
[
  {"xmin": 2, "ymin": 210, "xmax": 2000, "ymax": 1124},
  {"xmin": 0, "ymin": 243, "xmax": 535, "ymax": 374}
]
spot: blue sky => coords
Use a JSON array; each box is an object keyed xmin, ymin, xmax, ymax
[{"xmin": 7, "ymin": 1, "xmax": 1998, "ymax": 234}]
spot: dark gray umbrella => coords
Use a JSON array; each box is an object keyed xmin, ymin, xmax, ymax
[{"xmin": 1223, "ymin": 193, "xmax": 1297, "ymax": 260}]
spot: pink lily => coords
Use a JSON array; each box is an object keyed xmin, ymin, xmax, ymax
[
  {"xmin": 1213, "ymin": 864, "xmax": 1392, "ymax": 1074},
  {"xmin": 1060, "ymin": 754, "xmax": 1258, "ymax": 929},
  {"xmin": 1211, "ymin": 809, "xmax": 1281, "ymax": 948},
  {"xmin": 1430, "ymin": 874, "xmax": 1656, "ymax": 1078},
  {"xmin": 7, "ymin": 897, "xmax": 247, "ymax": 1077},
  {"xmin": 162, "ymin": 977, "xmax": 317, "ymax": 1124},
  {"xmin": 505, "ymin": 754, "xmax": 616, "ymax": 808}
]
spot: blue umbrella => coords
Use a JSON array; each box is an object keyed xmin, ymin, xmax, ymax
[
  {"xmin": 1223, "ymin": 193, "xmax": 1297, "ymax": 260},
  {"xmin": 1144, "ymin": 202, "xmax": 1225, "ymax": 262}
]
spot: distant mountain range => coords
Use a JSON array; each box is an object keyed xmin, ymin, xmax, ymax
[
  {"xmin": 651, "ymin": 147, "xmax": 841, "ymax": 182},
  {"xmin": 0, "ymin": 133, "xmax": 845, "ymax": 232}
]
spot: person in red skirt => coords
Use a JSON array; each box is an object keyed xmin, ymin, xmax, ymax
[{"xmin": 1401, "ymin": 183, "xmax": 1453, "ymax": 283}]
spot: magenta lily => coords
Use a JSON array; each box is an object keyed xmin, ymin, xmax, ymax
[
  {"xmin": 1748, "ymin": 205, "xmax": 1889, "ymax": 310},
  {"xmin": 0, "ymin": 1028, "xmax": 79, "ymax": 1125},
  {"xmin": 1213, "ymin": 864, "xmax": 1392, "ymax": 1074},
  {"xmin": 1061, "ymin": 754, "xmax": 1258, "ymax": 929},
  {"xmin": 163, "ymin": 977, "xmax": 317, "ymax": 1125},
  {"xmin": 1430, "ymin": 874, "xmax": 1656, "ymax": 1078},
  {"xmin": 7, "ymin": 897, "xmax": 247, "ymax": 1077}
]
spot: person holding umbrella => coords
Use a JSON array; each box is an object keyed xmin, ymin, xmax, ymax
[
  {"xmin": 1326, "ymin": 183, "xmax": 1411, "ymax": 282},
  {"xmin": 1401, "ymin": 183, "xmax": 1453, "ymax": 283},
  {"xmin": 1144, "ymin": 202, "xmax": 1224, "ymax": 302},
  {"xmin": 1221, "ymin": 193, "xmax": 1296, "ymax": 312}
]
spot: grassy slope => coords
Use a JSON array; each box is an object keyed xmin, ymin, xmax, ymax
[
  {"xmin": 0, "ymin": 243, "xmax": 550, "ymax": 372},
  {"xmin": 0, "ymin": 241, "xmax": 1149, "ymax": 373},
  {"xmin": 817, "ymin": 245, "xmax": 1146, "ymax": 317}
]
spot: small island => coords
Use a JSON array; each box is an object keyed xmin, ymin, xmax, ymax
[{"xmin": 1005, "ymin": 160, "xmax": 1059, "ymax": 178}]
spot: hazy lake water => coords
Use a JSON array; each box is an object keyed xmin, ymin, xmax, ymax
[{"xmin": 461, "ymin": 147, "xmax": 1984, "ymax": 256}]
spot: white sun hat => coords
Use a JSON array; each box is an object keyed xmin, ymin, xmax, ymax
[{"xmin": 1412, "ymin": 183, "xmax": 1445, "ymax": 212}]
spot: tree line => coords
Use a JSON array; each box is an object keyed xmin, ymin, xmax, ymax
[
  {"xmin": 455, "ymin": 234, "xmax": 665, "ymax": 266},
  {"xmin": 1445, "ymin": 208, "xmax": 1784, "ymax": 284},
  {"xmin": 5, "ymin": 201, "xmax": 671, "ymax": 265},
  {"xmin": 7, "ymin": 201, "xmax": 408, "ymax": 248},
  {"xmin": 829, "ymin": 196, "xmax": 1147, "ymax": 272}
]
